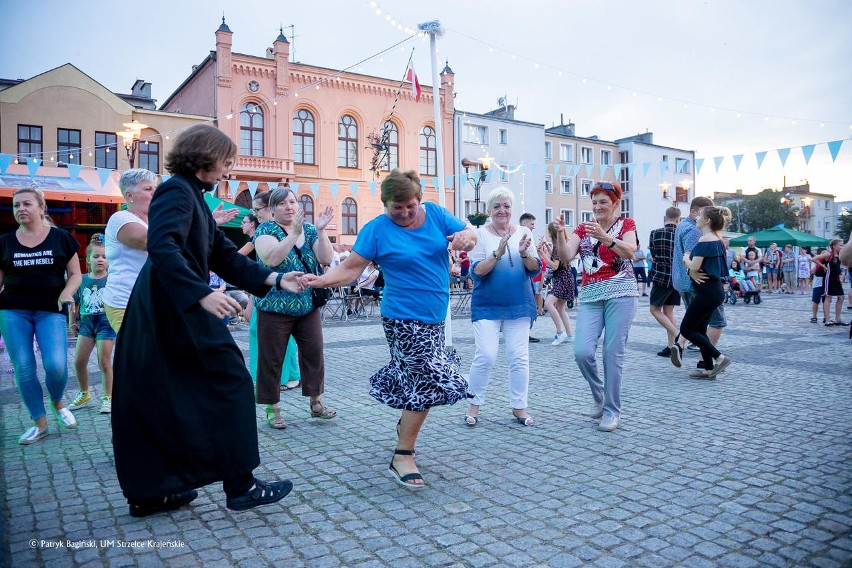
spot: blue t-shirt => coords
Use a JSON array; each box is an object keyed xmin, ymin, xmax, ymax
[
  {"xmin": 691, "ymin": 240, "xmax": 727, "ymax": 280},
  {"xmin": 353, "ymin": 202, "xmax": 465, "ymax": 324}
]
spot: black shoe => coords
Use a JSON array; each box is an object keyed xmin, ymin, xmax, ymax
[
  {"xmin": 697, "ymin": 360, "xmax": 706, "ymax": 369},
  {"xmin": 657, "ymin": 347, "xmax": 671, "ymax": 357},
  {"xmin": 528, "ymin": 336, "xmax": 541, "ymax": 343},
  {"xmin": 129, "ymin": 490, "xmax": 198, "ymax": 518},
  {"xmin": 226, "ymin": 478, "xmax": 293, "ymax": 511}
]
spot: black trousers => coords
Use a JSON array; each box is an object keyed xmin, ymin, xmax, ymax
[{"xmin": 680, "ymin": 278, "xmax": 724, "ymax": 369}]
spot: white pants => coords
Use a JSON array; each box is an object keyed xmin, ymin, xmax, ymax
[{"xmin": 467, "ymin": 317, "xmax": 531, "ymax": 409}]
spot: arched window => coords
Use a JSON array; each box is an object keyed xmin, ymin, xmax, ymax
[
  {"xmin": 240, "ymin": 102, "xmax": 264, "ymax": 156},
  {"xmin": 299, "ymin": 194, "xmax": 314, "ymax": 225},
  {"xmin": 419, "ymin": 125, "xmax": 437, "ymax": 176},
  {"xmin": 337, "ymin": 115, "xmax": 358, "ymax": 168},
  {"xmin": 341, "ymin": 197, "xmax": 358, "ymax": 235},
  {"xmin": 381, "ymin": 121, "xmax": 399, "ymax": 171},
  {"xmin": 293, "ymin": 109, "xmax": 315, "ymax": 164}
]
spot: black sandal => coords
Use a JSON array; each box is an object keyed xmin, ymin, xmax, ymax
[
  {"xmin": 226, "ymin": 478, "xmax": 294, "ymax": 511},
  {"xmin": 129, "ymin": 490, "xmax": 198, "ymax": 518},
  {"xmin": 388, "ymin": 449, "xmax": 425, "ymax": 491}
]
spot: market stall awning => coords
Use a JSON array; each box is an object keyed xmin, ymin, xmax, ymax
[
  {"xmin": 203, "ymin": 192, "xmax": 251, "ymax": 229},
  {"xmin": 729, "ymin": 227, "xmax": 830, "ymax": 248},
  {"xmin": 0, "ymin": 164, "xmax": 124, "ymax": 204}
]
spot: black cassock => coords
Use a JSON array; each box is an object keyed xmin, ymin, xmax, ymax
[{"xmin": 112, "ymin": 174, "xmax": 272, "ymax": 500}]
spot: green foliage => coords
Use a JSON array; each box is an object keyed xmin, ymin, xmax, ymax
[
  {"xmin": 739, "ymin": 188, "xmax": 799, "ymax": 232},
  {"xmin": 837, "ymin": 212, "xmax": 852, "ymax": 242}
]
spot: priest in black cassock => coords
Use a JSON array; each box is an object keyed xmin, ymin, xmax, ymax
[{"xmin": 112, "ymin": 124, "xmax": 302, "ymax": 517}]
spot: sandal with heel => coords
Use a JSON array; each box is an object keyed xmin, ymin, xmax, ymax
[
  {"xmin": 310, "ymin": 400, "xmax": 337, "ymax": 419},
  {"xmin": 388, "ymin": 449, "xmax": 426, "ymax": 491},
  {"xmin": 266, "ymin": 404, "xmax": 287, "ymax": 429},
  {"xmin": 512, "ymin": 410, "xmax": 534, "ymax": 426}
]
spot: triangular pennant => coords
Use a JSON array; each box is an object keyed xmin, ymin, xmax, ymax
[
  {"xmin": 368, "ymin": 181, "xmax": 378, "ymax": 195},
  {"xmin": 485, "ymin": 169, "xmax": 494, "ymax": 183},
  {"xmin": 552, "ymin": 164, "xmax": 561, "ymax": 177},
  {"xmin": 310, "ymin": 183, "xmax": 319, "ymax": 199},
  {"xmin": 97, "ymin": 167, "xmax": 111, "ymax": 187},
  {"xmin": 733, "ymin": 155, "xmax": 744, "ymax": 171},
  {"xmin": 659, "ymin": 161, "xmax": 668, "ymax": 177},
  {"xmin": 641, "ymin": 162, "xmax": 651, "ymax": 177},
  {"xmin": 419, "ymin": 179, "xmax": 426, "ymax": 190},
  {"xmin": 290, "ymin": 182, "xmax": 300, "ymax": 193},
  {"xmin": 160, "ymin": 174, "xmax": 172, "ymax": 184},
  {"xmin": 349, "ymin": 182, "xmax": 359, "ymax": 197},
  {"xmin": 613, "ymin": 164, "xmax": 622, "ymax": 178},
  {"xmin": 626, "ymin": 163, "xmax": 636, "ymax": 178},
  {"xmin": 432, "ymin": 178, "xmax": 440, "ymax": 190},
  {"xmin": 777, "ymin": 148, "xmax": 791, "ymax": 167},
  {"xmin": 329, "ymin": 183, "xmax": 339, "ymax": 198},
  {"xmin": 446, "ymin": 175, "xmax": 454, "ymax": 189},
  {"xmin": 713, "ymin": 156, "xmax": 724, "ymax": 172},
  {"xmin": 827, "ymin": 140, "xmax": 844, "ymax": 162},
  {"xmin": 0, "ymin": 154, "xmax": 13, "ymax": 174},
  {"xmin": 246, "ymin": 181, "xmax": 259, "ymax": 199},
  {"xmin": 755, "ymin": 151, "xmax": 767, "ymax": 169},
  {"xmin": 801, "ymin": 144, "xmax": 816, "ymax": 165},
  {"xmin": 695, "ymin": 158, "xmax": 705, "ymax": 173},
  {"xmin": 599, "ymin": 163, "xmax": 608, "ymax": 180},
  {"xmin": 211, "ymin": 182, "xmax": 218, "ymax": 195},
  {"xmin": 27, "ymin": 157, "xmax": 40, "ymax": 178},
  {"xmin": 67, "ymin": 164, "xmax": 83, "ymax": 180}
]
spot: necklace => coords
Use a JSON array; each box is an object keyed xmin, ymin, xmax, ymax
[{"xmin": 491, "ymin": 223, "xmax": 513, "ymax": 238}]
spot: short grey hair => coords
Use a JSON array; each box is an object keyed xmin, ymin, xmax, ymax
[
  {"xmin": 485, "ymin": 186, "xmax": 515, "ymax": 212},
  {"xmin": 268, "ymin": 186, "xmax": 295, "ymax": 211},
  {"xmin": 119, "ymin": 168, "xmax": 159, "ymax": 197}
]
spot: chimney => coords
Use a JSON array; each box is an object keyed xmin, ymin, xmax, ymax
[{"xmin": 131, "ymin": 80, "xmax": 151, "ymax": 99}]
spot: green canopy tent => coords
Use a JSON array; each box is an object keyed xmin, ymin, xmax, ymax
[
  {"xmin": 203, "ymin": 192, "xmax": 251, "ymax": 229},
  {"xmin": 729, "ymin": 227, "xmax": 830, "ymax": 249}
]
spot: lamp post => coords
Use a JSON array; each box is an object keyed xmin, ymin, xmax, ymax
[
  {"xmin": 116, "ymin": 119, "xmax": 149, "ymax": 168},
  {"xmin": 659, "ymin": 181, "xmax": 673, "ymax": 202},
  {"xmin": 462, "ymin": 157, "xmax": 489, "ymax": 226}
]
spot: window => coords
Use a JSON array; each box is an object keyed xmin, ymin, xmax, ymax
[
  {"xmin": 240, "ymin": 102, "xmax": 264, "ymax": 156},
  {"xmin": 544, "ymin": 175, "xmax": 552, "ymax": 193},
  {"xmin": 498, "ymin": 165, "xmax": 508, "ymax": 182},
  {"xmin": 619, "ymin": 150, "xmax": 630, "ymax": 193},
  {"xmin": 544, "ymin": 141, "xmax": 552, "ymax": 160},
  {"xmin": 560, "ymin": 177, "xmax": 573, "ymax": 195},
  {"xmin": 825, "ymin": 220, "xmax": 831, "ymax": 231},
  {"xmin": 57, "ymin": 128, "xmax": 81, "ymax": 165},
  {"xmin": 675, "ymin": 157, "xmax": 690, "ymax": 173},
  {"xmin": 341, "ymin": 197, "xmax": 358, "ymax": 234},
  {"xmin": 463, "ymin": 123, "xmax": 488, "ymax": 144},
  {"xmin": 580, "ymin": 146, "xmax": 593, "ymax": 164},
  {"xmin": 619, "ymin": 150, "xmax": 629, "ymax": 163},
  {"xmin": 498, "ymin": 128, "xmax": 508, "ymax": 145},
  {"xmin": 137, "ymin": 141, "xmax": 160, "ymax": 173},
  {"xmin": 559, "ymin": 143, "xmax": 574, "ymax": 162},
  {"xmin": 419, "ymin": 126, "xmax": 437, "ymax": 176},
  {"xmin": 338, "ymin": 115, "xmax": 358, "ymax": 168},
  {"xmin": 675, "ymin": 186, "xmax": 689, "ymax": 203},
  {"xmin": 381, "ymin": 121, "xmax": 399, "ymax": 171},
  {"xmin": 17, "ymin": 124, "xmax": 42, "ymax": 162},
  {"xmin": 545, "ymin": 208, "xmax": 553, "ymax": 225},
  {"xmin": 620, "ymin": 198, "xmax": 630, "ymax": 217},
  {"xmin": 465, "ymin": 200, "xmax": 486, "ymax": 216},
  {"xmin": 293, "ymin": 109, "xmax": 315, "ymax": 164},
  {"xmin": 600, "ymin": 150, "xmax": 612, "ymax": 165},
  {"xmin": 95, "ymin": 132, "xmax": 117, "ymax": 169},
  {"xmin": 299, "ymin": 194, "xmax": 314, "ymax": 225},
  {"xmin": 560, "ymin": 209, "xmax": 575, "ymax": 227},
  {"xmin": 580, "ymin": 179, "xmax": 593, "ymax": 197},
  {"xmin": 662, "ymin": 154, "xmax": 669, "ymax": 170},
  {"xmin": 581, "ymin": 211, "xmax": 593, "ymax": 223},
  {"xmin": 824, "ymin": 200, "xmax": 830, "ymax": 210}
]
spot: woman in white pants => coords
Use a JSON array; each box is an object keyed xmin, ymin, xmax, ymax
[{"xmin": 465, "ymin": 187, "xmax": 541, "ymax": 426}]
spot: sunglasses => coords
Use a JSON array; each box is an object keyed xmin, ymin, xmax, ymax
[{"xmin": 593, "ymin": 183, "xmax": 617, "ymax": 192}]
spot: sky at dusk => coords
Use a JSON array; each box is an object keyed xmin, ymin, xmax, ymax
[{"xmin": 2, "ymin": 0, "xmax": 851, "ymax": 200}]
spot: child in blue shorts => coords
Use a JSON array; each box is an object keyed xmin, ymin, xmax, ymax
[{"xmin": 68, "ymin": 234, "xmax": 116, "ymax": 414}]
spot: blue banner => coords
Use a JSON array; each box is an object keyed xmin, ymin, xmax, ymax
[
  {"xmin": 27, "ymin": 158, "xmax": 40, "ymax": 178},
  {"xmin": 0, "ymin": 154, "xmax": 13, "ymax": 174},
  {"xmin": 290, "ymin": 182, "xmax": 300, "ymax": 193},
  {"xmin": 329, "ymin": 183, "xmax": 339, "ymax": 198},
  {"xmin": 713, "ymin": 156, "xmax": 724, "ymax": 172},
  {"xmin": 827, "ymin": 140, "xmax": 843, "ymax": 162},
  {"xmin": 733, "ymin": 155, "xmax": 743, "ymax": 171},
  {"xmin": 432, "ymin": 177, "xmax": 440, "ymax": 190},
  {"xmin": 67, "ymin": 164, "xmax": 83, "ymax": 180},
  {"xmin": 641, "ymin": 162, "xmax": 651, "ymax": 177},
  {"xmin": 310, "ymin": 183, "xmax": 319, "ymax": 199},
  {"xmin": 96, "ymin": 167, "xmax": 111, "ymax": 187},
  {"xmin": 349, "ymin": 182, "xmax": 359, "ymax": 197},
  {"xmin": 246, "ymin": 181, "xmax": 259, "ymax": 199},
  {"xmin": 599, "ymin": 164, "xmax": 608, "ymax": 180},
  {"xmin": 368, "ymin": 181, "xmax": 378, "ymax": 195},
  {"xmin": 801, "ymin": 144, "xmax": 816, "ymax": 165},
  {"xmin": 777, "ymin": 148, "xmax": 790, "ymax": 167},
  {"xmin": 695, "ymin": 158, "xmax": 704, "ymax": 173},
  {"xmin": 755, "ymin": 151, "xmax": 767, "ymax": 169}
]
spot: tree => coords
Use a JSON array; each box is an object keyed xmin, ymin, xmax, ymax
[
  {"xmin": 837, "ymin": 212, "xmax": 852, "ymax": 242},
  {"xmin": 740, "ymin": 188, "xmax": 799, "ymax": 232}
]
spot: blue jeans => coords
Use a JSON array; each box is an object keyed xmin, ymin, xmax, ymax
[
  {"xmin": 574, "ymin": 296, "xmax": 638, "ymax": 419},
  {"xmin": 0, "ymin": 309, "xmax": 69, "ymax": 420}
]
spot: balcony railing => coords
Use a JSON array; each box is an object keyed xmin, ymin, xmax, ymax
[{"xmin": 233, "ymin": 155, "xmax": 295, "ymax": 177}]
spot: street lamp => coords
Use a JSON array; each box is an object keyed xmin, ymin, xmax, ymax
[
  {"xmin": 462, "ymin": 157, "xmax": 489, "ymax": 226},
  {"xmin": 659, "ymin": 181, "xmax": 673, "ymax": 202},
  {"xmin": 116, "ymin": 119, "xmax": 149, "ymax": 168}
]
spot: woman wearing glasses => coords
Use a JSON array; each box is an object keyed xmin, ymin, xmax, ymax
[
  {"xmin": 464, "ymin": 187, "xmax": 541, "ymax": 427},
  {"xmin": 556, "ymin": 181, "xmax": 639, "ymax": 432}
]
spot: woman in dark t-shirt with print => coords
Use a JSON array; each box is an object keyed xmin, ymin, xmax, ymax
[
  {"xmin": 0, "ymin": 188, "xmax": 82, "ymax": 445},
  {"xmin": 677, "ymin": 206, "xmax": 733, "ymax": 380}
]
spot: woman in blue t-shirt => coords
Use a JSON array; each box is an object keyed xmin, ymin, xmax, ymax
[
  {"xmin": 302, "ymin": 169, "xmax": 477, "ymax": 491},
  {"xmin": 678, "ymin": 206, "xmax": 733, "ymax": 379},
  {"xmin": 0, "ymin": 188, "xmax": 82, "ymax": 444}
]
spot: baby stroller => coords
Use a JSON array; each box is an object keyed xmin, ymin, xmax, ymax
[{"xmin": 726, "ymin": 276, "xmax": 761, "ymax": 305}]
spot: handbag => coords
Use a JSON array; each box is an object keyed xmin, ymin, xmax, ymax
[{"xmin": 289, "ymin": 238, "xmax": 331, "ymax": 309}]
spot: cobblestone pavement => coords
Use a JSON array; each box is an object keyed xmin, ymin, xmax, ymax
[{"xmin": 1, "ymin": 292, "xmax": 850, "ymax": 567}]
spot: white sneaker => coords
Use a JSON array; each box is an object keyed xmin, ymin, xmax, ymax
[
  {"xmin": 19, "ymin": 426, "xmax": 49, "ymax": 445},
  {"xmin": 598, "ymin": 414, "xmax": 620, "ymax": 432},
  {"xmin": 551, "ymin": 332, "xmax": 568, "ymax": 346},
  {"xmin": 68, "ymin": 390, "xmax": 93, "ymax": 410},
  {"xmin": 99, "ymin": 395, "xmax": 112, "ymax": 414},
  {"xmin": 589, "ymin": 401, "xmax": 604, "ymax": 419},
  {"xmin": 55, "ymin": 407, "xmax": 77, "ymax": 429}
]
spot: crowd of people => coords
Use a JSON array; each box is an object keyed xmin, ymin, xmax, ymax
[{"xmin": 2, "ymin": 142, "xmax": 850, "ymax": 511}]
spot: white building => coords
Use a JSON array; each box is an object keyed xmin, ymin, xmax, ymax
[
  {"xmin": 453, "ymin": 105, "xmax": 546, "ymax": 236},
  {"xmin": 615, "ymin": 133, "xmax": 696, "ymax": 248}
]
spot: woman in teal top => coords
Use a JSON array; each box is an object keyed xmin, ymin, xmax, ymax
[{"xmin": 303, "ymin": 169, "xmax": 477, "ymax": 491}]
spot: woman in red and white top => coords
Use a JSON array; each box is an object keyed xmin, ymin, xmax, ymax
[{"xmin": 556, "ymin": 181, "xmax": 639, "ymax": 432}]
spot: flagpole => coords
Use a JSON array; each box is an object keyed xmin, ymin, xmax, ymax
[{"xmin": 418, "ymin": 20, "xmax": 454, "ymax": 349}]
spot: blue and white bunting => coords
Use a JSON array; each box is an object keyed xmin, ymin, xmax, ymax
[
  {"xmin": 329, "ymin": 183, "xmax": 339, "ymax": 198},
  {"xmin": 96, "ymin": 167, "xmax": 111, "ymax": 187},
  {"xmin": 67, "ymin": 164, "xmax": 83, "ymax": 180},
  {"xmin": 659, "ymin": 161, "xmax": 667, "ymax": 177},
  {"xmin": 641, "ymin": 162, "xmax": 651, "ymax": 177},
  {"xmin": 733, "ymin": 155, "xmax": 744, "ymax": 171},
  {"xmin": 27, "ymin": 158, "xmax": 40, "ymax": 178},
  {"xmin": 599, "ymin": 164, "xmax": 608, "ymax": 180},
  {"xmin": 625, "ymin": 163, "xmax": 636, "ymax": 178},
  {"xmin": 827, "ymin": 140, "xmax": 844, "ymax": 162},
  {"xmin": 349, "ymin": 182, "xmax": 359, "ymax": 197},
  {"xmin": 552, "ymin": 164, "xmax": 561, "ymax": 177},
  {"xmin": 0, "ymin": 154, "xmax": 13, "ymax": 174},
  {"xmin": 246, "ymin": 181, "xmax": 259, "ymax": 199},
  {"xmin": 695, "ymin": 158, "xmax": 705, "ymax": 173},
  {"xmin": 755, "ymin": 151, "xmax": 767, "ymax": 169},
  {"xmin": 713, "ymin": 157, "xmax": 724, "ymax": 172},
  {"xmin": 613, "ymin": 164, "xmax": 622, "ymax": 178},
  {"xmin": 368, "ymin": 181, "xmax": 378, "ymax": 195},
  {"xmin": 432, "ymin": 177, "xmax": 440, "ymax": 190},
  {"xmin": 801, "ymin": 144, "xmax": 816, "ymax": 165},
  {"xmin": 777, "ymin": 148, "xmax": 791, "ymax": 167},
  {"xmin": 290, "ymin": 182, "xmax": 300, "ymax": 192},
  {"xmin": 309, "ymin": 183, "xmax": 319, "ymax": 199}
]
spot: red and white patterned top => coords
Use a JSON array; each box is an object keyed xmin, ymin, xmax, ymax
[{"xmin": 574, "ymin": 217, "xmax": 639, "ymax": 303}]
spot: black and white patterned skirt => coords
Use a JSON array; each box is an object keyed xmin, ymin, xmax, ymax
[{"xmin": 369, "ymin": 318, "xmax": 471, "ymax": 411}]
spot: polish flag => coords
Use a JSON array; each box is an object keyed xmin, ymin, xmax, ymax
[{"xmin": 406, "ymin": 61, "xmax": 421, "ymax": 102}]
